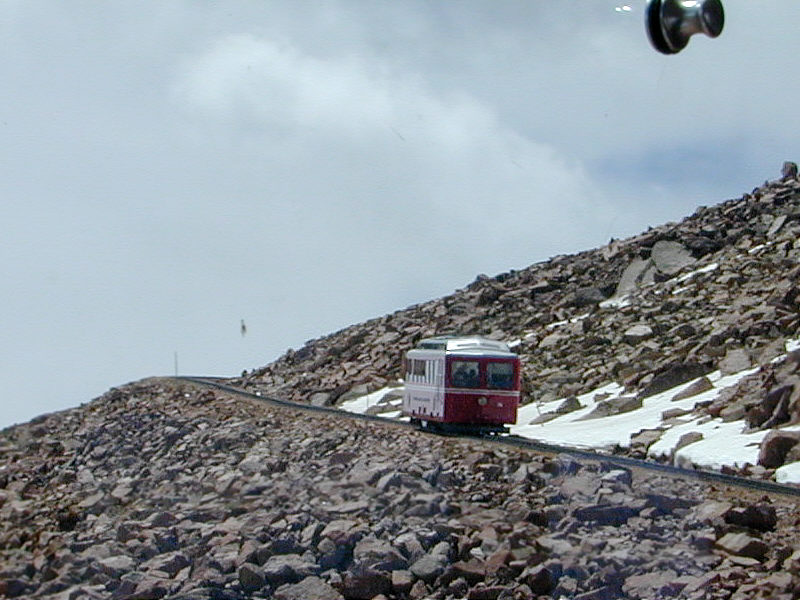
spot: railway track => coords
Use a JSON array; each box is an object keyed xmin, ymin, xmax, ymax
[{"xmin": 176, "ymin": 376, "xmax": 800, "ymax": 499}]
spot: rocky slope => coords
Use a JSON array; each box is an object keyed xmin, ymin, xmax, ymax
[
  {"xmin": 4, "ymin": 168, "xmax": 800, "ymax": 600},
  {"xmin": 2, "ymin": 380, "xmax": 800, "ymax": 600},
  {"xmin": 236, "ymin": 170, "xmax": 800, "ymax": 475}
]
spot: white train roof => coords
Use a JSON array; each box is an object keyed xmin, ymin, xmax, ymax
[{"xmin": 412, "ymin": 336, "xmax": 516, "ymax": 356}]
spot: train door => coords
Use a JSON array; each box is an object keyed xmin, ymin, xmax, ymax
[{"xmin": 432, "ymin": 358, "xmax": 445, "ymax": 418}]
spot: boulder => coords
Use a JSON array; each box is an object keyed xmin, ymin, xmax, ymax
[
  {"xmin": 579, "ymin": 396, "xmax": 642, "ymax": 420},
  {"xmin": 572, "ymin": 503, "xmax": 641, "ymax": 526},
  {"xmin": 715, "ymin": 532, "xmax": 769, "ymax": 561},
  {"xmin": 238, "ymin": 563, "xmax": 266, "ymax": 592},
  {"xmin": 613, "ymin": 257, "xmax": 656, "ymax": 297},
  {"xmin": 409, "ymin": 553, "xmax": 448, "ymax": 583},
  {"xmin": 310, "ymin": 392, "xmax": 332, "ymax": 407},
  {"xmin": 719, "ymin": 348, "xmax": 752, "ymax": 376},
  {"xmin": 556, "ymin": 396, "xmax": 583, "ymax": 414},
  {"xmin": 724, "ymin": 503, "xmax": 777, "ymax": 532},
  {"xmin": 522, "ymin": 564, "xmax": 555, "ymax": 595},
  {"xmin": 352, "ymin": 537, "xmax": 407, "ymax": 572},
  {"xmin": 274, "ymin": 576, "xmax": 345, "ymax": 600},
  {"xmin": 670, "ymin": 376, "xmax": 713, "ymax": 402},
  {"xmin": 571, "ymin": 287, "xmax": 608, "ymax": 307},
  {"xmin": 674, "ymin": 431, "xmax": 703, "ymax": 450},
  {"xmin": 758, "ymin": 430, "xmax": 800, "ymax": 468},
  {"xmin": 623, "ymin": 325, "xmax": 654, "ymax": 344},
  {"xmin": 262, "ymin": 554, "xmax": 319, "ymax": 586},
  {"xmin": 640, "ymin": 363, "xmax": 710, "ymax": 399},
  {"xmin": 340, "ymin": 569, "xmax": 392, "ymax": 600},
  {"xmin": 651, "ymin": 240, "xmax": 695, "ymax": 275},
  {"xmin": 622, "ymin": 570, "xmax": 677, "ymax": 599}
]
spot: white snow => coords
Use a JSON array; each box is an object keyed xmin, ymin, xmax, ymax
[
  {"xmin": 776, "ymin": 460, "xmax": 800, "ymax": 484},
  {"xmin": 599, "ymin": 295, "xmax": 631, "ymax": 309},
  {"xmin": 337, "ymin": 340, "xmax": 800, "ymax": 485},
  {"xmin": 338, "ymin": 386, "xmax": 402, "ymax": 414},
  {"xmin": 675, "ymin": 262, "xmax": 719, "ymax": 283},
  {"xmin": 546, "ymin": 313, "xmax": 591, "ymax": 330}
]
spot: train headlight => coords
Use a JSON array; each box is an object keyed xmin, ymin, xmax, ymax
[{"xmin": 477, "ymin": 397, "xmax": 488, "ymax": 406}]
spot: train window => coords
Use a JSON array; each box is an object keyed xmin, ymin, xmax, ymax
[
  {"xmin": 487, "ymin": 362, "xmax": 514, "ymax": 389},
  {"xmin": 451, "ymin": 360, "xmax": 479, "ymax": 388},
  {"xmin": 411, "ymin": 359, "xmax": 426, "ymax": 377},
  {"xmin": 418, "ymin": 341, "xmax": 446, "ymax": 350}
]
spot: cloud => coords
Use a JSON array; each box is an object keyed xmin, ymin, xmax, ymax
[
  {"xmin": 3, "ymin": 1, "xmax": 800, "ymax": 429},
  {"xmin": 170, "ymin": 35, "xmax": 613, "ymax": 269}
]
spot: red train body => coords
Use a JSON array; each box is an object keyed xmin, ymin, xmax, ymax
[{"xmin": 402, "ymin": 336, "xmax": 521, "ymax": 434}]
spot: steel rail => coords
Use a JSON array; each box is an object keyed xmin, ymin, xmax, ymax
[{"xmin": 175, "ymin": 376, "xmax": 800, "ymax": 499}]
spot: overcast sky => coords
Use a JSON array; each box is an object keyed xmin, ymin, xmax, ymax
[{"xmin": 3, "ymin": 1, "xmax": 799, "ymax": 428}]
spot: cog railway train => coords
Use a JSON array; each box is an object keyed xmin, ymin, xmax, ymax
[{"xmin": 402, "ymin": 336, "xmax": 521, "ymax": 434}]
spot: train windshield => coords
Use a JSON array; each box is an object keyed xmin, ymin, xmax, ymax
[
  {"xmin": 487, "ymin": 362, "xmax": 515, "ymax": 390},
  {"xmin": 451, "ymin": 361, "xmax": 479, "ymax": 388}
]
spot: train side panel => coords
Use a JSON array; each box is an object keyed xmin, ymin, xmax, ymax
[{"xmin": 402, "ymin": 350, "xmax": 446, "ymax": 422}]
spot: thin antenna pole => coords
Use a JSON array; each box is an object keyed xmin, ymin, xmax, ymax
[{"xmin": 174, "ymin": 351, "xmax": 178, "ymax": 376}]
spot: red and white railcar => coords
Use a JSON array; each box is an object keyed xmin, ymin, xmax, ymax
[{"xmin": 402, "ymin": 336, "xmax": 521, "ymax": 434}]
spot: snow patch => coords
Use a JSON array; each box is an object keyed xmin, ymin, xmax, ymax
[
  {"xmin": 336, "ymin": 339, "xmax": 800, "ymax": 484},
  {"xmin": 338, "ymin": 386, "xmax": 400, "ymax": 414},
  {"xmin": 776, "ymin": 461, "xmax": 800, "ymax": 485},
  {"xmin": 675, "ymin": 262, "xmax": 719, "ymax": 283},
  {"xmin": 600, "ymin": 295, "xmax": 631, "ymax": 309}
]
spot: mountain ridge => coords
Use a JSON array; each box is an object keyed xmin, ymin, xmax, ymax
[
  {"xmin": 238, "ymin": 169, "xmax": 800, "ymax": 442},
  {"xmin": 4, "ymin": 167, "xmax": 800, "ymax": 599}
]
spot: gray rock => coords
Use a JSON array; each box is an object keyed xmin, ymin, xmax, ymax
[
  {"xmin": 238, "ymin": 563, "xmax": 266, "ymax": 592},
  {"xmin": 758, "ymin": 429, "xmax": 800, "ymax": 468},
  {"xmin": 353, "ymin": 537, "xmax": 408, "ymax": 571},
  {"xmin": 640, "ymin": 363, "xmax": 710, "ymax": 399},
  {"xmin": 572, "ymin": 287, "xmax": 608, "ymax": 307},
  {"xmin": 263, "ymin": 554, "xmax": 319, "ymax": 585},
  {"xmin": 651, "ymin": 240, "xmax": 695, "ymax": 276},
  {"xmin": 600, "ymin": 469, "xmax": 632, "ymax": 487},
  {"xmin": 572, "ymin": 503, "xmax": 641, "ymax": 526},
  {"xmin": 274, "ymin": 576, "xmax": 344, "ymax": 600},
  {"xmin": 674, "ymin": 431, "xmax": 703, "ymax": 450},
  {"xmin": 623, "ymin": 325, "xmax": 654, "ymax": 344},
  {"xmin": 556, "ymin": 396, "xmax": 583, "ymax": 414},
  {"xmin": 391, "ymin": 569, "xmax": 415, "ymax": 593},
  {"xmin": 130, "ymin": 575, "xmax": 170, "ymax": 599},
  {"xmin": 523, "ymin": 564, "xmax": 554, "ymax": 595},
  {"xmin": 318, "ymin": 538, "xmax": 349, "ymax": 570},
  {"xmin": 141, "ymin": 551, "xmax": 190, "ymax": 577},
  {"xmin": 614, "ymin": 257, "xmax": 656, "ymax": 297},
  {"xmin": 644, "ymin": 493, "xmax": 699, "ymax": 513},
  {"xmin": 579, "ymin": 396, "xmax": 642, "ymax": 420},
  {"xmin": 409, "ymin": 553, "xmax": 448, "ymax": 583},
  {"xmin": 690, "ymin": 500, "xmax": 733, "ymax": 525},
  {"xmin": 768, "ymin": 214, "xmax": 788, "ymax": 237},
  {"xmin": 97, "ymin": 555, "xmax": 137, "ymax": 578},
  {"xmin": 724, "ymin": 503, "xmax": 777, "ymax": 532},
  {"xmin": 661, "ymin": 406, "xmax": 692, "ymax": 420},
  {"xmin": 670, "ymin": 376, "xmax": 713, "ymax": 401},
  {"xmin": 340, "ymin": 569, "xmax": 392, "ymax": 600},
  {"xmin": 337, "ymin": 384, "xmax": 371, "ymax": 404},
  {"xmin": 622, "ymin": 570, "xmax": 677, "ymax": 599},
  {"xmin": 719, "ymin": 348, "xmax": 752, "ymax": 375},
  {"xmin": 310, "ymin": 392, "xmax": 332, "ymax": 407},
  {"xmin": 715, "ymin": 532, "xmax": 769, "ymax": 560}
]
